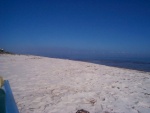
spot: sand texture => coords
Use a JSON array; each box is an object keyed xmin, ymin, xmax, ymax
[{"xmin": 0, "ymin": 54, "xmax": 150, "ymax": 113}]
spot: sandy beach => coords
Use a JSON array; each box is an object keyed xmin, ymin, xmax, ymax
[{"xmin": 0, "ymin": 54, "xmax": 150, "ymax": 113}]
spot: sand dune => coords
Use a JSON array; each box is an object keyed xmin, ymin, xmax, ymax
[{"xmin": 0, "ymin": 54, "xmax": 150, "ymax": 113}]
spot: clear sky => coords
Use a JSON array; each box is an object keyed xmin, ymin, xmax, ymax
[{"xmin": 1, "ymin": 0, "xmax": 150, "ymax": 58}]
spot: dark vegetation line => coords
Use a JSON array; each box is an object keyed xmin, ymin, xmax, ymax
[{"xmin": 0, "ymin": 49, "xmax": 13, "ymax": 54}]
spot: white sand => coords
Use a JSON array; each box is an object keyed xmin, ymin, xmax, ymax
[{"xmin": 0, "ymin": 54, "xmax": 150, "ymax": 113}]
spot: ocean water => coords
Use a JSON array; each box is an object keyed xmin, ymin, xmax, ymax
[
  {"xmin": 44, "ymin": 54, "xmax": 150, "ymax": 72},
  {"xmin": 78, "ymin": 57, "xmax": 150, "ymax": 72},
  {"xmin": 34, "ymin": 53, "xmax": 150, "ymax": 72}
]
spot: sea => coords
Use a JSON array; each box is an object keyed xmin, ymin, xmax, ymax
[
  {"xmin": 20, "ymin": 51, "xmax": 150, "ymax": 72},
  {"xmin": 80, "ymin": 57, "xmax": 150, "ymax": 72},
  {"xmin": 46, "ymin": 55, "xmax": 150, "ymax": 72}
]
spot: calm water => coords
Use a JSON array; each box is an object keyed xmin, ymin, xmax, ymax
[
  {"xmin": 53, "ymin": 56, "xmax": 150, "ymax": 72},
  {"xmin": 77, "ymin": 57, "xmax": 150, "ymax": 72},
  {"xmin": 25, "ymin": 52, "xmax": 150, "ymax": 72}
]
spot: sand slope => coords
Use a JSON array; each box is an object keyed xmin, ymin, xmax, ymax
[{"xmin": 0, "ymin": 54, "xmax": 150, "ymax": 113}]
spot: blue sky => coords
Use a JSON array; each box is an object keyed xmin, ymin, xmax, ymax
[{"xmin": 0, "ymin": 0, "xmax": 150, "ymax": 58}]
